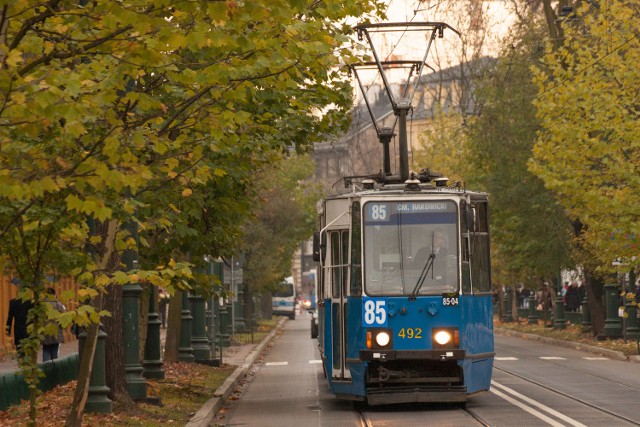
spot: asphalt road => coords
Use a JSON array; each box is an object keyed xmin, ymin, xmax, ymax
[{"xmin": 214, "ymin": 314, "xmax": 640, "ymax": 427}]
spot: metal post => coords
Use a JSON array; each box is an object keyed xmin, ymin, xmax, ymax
[
  {"xmin": 122, "ymin": 279, "xmax": 146, "ymax": 398},
  {"xmin": 189, "ymin": 293, "xmax": 211, "ymax": 361},
  {"xmin": 528, "ymin": 293, "xmax": 538, "ymax": 324},
  {"xmin": 84, "ymin": 327, "xmax": 112, "ymax": 413},
  {"xmin": 234, "ymin": 288, "xmax": 246, "ymax": 333},
  {"xmin": 502, "ymin": 289, "xmax": 513, "ymax": 322},
  {"xmin": 396, "ymin": 102, "xmax": 410, "ymax": 181},
  {"xmin": 143, "ymin": 286, "xmax": 164, "ymax": 379},
  {"xmin": 603, "ymin": 283, "xmax": 622, "ymax": 338},
  {"xmin": 178, "ymin": 291, "xmax": 195, "ymax": 362},
  {"xmin": 122, "ymin": 224, "xmax": 146, "ymax": 399},
  {"xmin": 379, "ymin": 129, "xmax": 393, "ymax": 175},
  {"xmin": 231, "ymin": 257, "xmax": 235, "ymax": 337},
  {"xmin": 554, "ymin": 291, "xmax": 566, "ymax": 329},
  {"xmin": 625, "ymin": 292, "xmax": 640, "ymax": 340},
  {"xmin": 581, "ymin": 294, "xmax": 591, "ymax": 331}
]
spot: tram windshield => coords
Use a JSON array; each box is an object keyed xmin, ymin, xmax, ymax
[{"xmin": 363, "ymin": 200, "xmax": 458, "ymax": 296}]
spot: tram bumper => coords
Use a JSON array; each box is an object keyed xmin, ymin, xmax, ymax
[
  {"xmin": 359, "ymin": 349, "xmax": 467, "ymax": 405},
  {"xmin": 359, "ymin": 349, "xmax": 465, "ymax": 362}
]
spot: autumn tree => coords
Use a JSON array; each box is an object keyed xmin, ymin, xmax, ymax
[
  {"xmin": 0, "ymin": 0, "xmax": 385, "ymax": 424},
  {"xmin": 530, "ymin": 1, "xmax": 640, "ymax": 333},
  {"xmin": 240, "ymin": 153, "xmax": 322, "ymax": 319},
  {"xmin": 465, "ymin": 6, "xmax": 573, "ymax": 291}
]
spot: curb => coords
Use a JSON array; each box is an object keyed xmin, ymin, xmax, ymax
[
  {"xmin": 185, "ymin": 318, "xmax": 287, "ymax": 427},
  {"xmin": 495, "ymin": 327, "xmax": 640, "ymax": 363}
]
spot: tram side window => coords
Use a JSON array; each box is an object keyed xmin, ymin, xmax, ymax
[
  {"xmin": 331, "ymin": 232, "xmax": 341, "ymax": 299},
  {"xmin": 350, "ymin": 202, "xmax": 362, "ymax": 296},
  {"xmin": 329, "ymin": 230, "xmax": 350, "ymax": 299},
  {"xmin": 470, "ymin": 201, "xmax": 491, "ymax": 293}
]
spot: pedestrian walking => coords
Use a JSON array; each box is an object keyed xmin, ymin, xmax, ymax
[
  {"xmin": 5, "ymin": 294, "xmax": 33, "ymax": 359},
  {"xmin": 536, "ymin": 282, "xmax": 553, "ymax": 311},
  {"xmin": 42, "ymin": 288, "xmax": 66, "ymax": 362}
]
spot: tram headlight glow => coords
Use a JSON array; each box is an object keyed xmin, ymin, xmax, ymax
[
  {"xmin": 375, "ymin": 331, "xmax": 391, "ymax": 347},
  {"xmin": 366, "ymin": 328, "xmax": 393, "ymax": 349},
  {"xmin": 432, "ymin": 328, "xmax": 459, "ymax": 349},
  {"xmin": 434, "ymin": 330, "xmax": 452, "ymax": 345}
]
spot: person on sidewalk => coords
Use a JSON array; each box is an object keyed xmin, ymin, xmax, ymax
[
  {"xmin": 42, "ymin": 288, "xmax": 66, "ymax": 362},
  {"xmin": 5, "ymin": 294, "xmax": 34, "ymax": 359}
]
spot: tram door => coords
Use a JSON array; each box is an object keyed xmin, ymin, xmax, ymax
[{"xmin": 329, "ymin": 229, "xmax": 350, "ymax": 381}]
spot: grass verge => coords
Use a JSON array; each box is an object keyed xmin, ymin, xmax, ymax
[{"xmin": 495, "ymin": 317, "xmax": 640, "ymax": 356}]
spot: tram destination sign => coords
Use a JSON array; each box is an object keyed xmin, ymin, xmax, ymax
[{"xmin": 365, "ymin": 201, "xmax": 456, "ymax": 223}]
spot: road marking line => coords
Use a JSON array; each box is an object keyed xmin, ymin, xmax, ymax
[
  {"xmin": 490, "ymin": 387, "xmax": 565, "ymax": 427},
  {"xmin": 583, "ymin": 357, "xmax": 608, "ymax": 360},
  {"xmin": 309, "ymin": 360, "xmax": 322, "ymax": 364},
  {"xmin": 265, "ymin": 362, "xmax": 288, "ymax": 366},
  {"xmin": 539, "ymin": 356, "xmax": 566, "ymax": 360},
  {"xmin": 492, "ymin": 380, "xmax": 588, "ymax": 427},
  {"xmin": 495, "ymin": 357, "xmax": 519, "ymax": 361}
]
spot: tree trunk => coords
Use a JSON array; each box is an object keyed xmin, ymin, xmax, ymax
[
  {"xmin": 138, "ymin": 284, "xmax": 150, "ymax": 361},
  {"xmin": 66, "ymin": 219, "xmax": 119, "ymax": 424},
  {"xmin": 163, "ymin": 291, "xmax": 182, "ymax": 362},
  {"xmin": 65, "ymin": 315, "xmax": 100, "ymax": 427},
  {"xmin": 585, "ymin": 272, "xmax": 606, "ymax": 337},
  {"xmin": 103, "ymin": 284, "xmax": 132, "ymax": 404}
]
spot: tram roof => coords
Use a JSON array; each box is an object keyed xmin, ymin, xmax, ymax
[{"xmin": 325, "ymin": 181, "xmax": 488, "ymax": 201}]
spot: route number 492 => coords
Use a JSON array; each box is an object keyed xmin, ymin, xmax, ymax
[{"xmin": 363, "ymin": 299, "xmax": 387, "ymax": 326}]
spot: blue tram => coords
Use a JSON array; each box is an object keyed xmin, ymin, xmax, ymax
[{"xmin": 312, "ymin": 178, "xmax": 493, "ymax": 405}]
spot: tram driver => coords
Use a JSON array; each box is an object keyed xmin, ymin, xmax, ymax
[{"xmin": 412, "ymin": 228, "xmax": 448, "ymax": 283}]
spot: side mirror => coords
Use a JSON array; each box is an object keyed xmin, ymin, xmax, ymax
[
  {"xmin": 466, "ymin": 206, "xmax": 476, "ymax": 232},
  {"xmin": 312, "ymin": 231, "xmax": 324, "ymax": 262}
]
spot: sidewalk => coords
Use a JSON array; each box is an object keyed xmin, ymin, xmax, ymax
[
  {"xmin": 0, "ymin": 318, "xmax": 286, "ymax": 427},
  {"xmin": 0, "ymin": 318, "xmax": 283, "ymax": 374},
  {"xmin": 0, "ymin": 339, "xmax": 80, "ymax": 374},
  {"xmin": 186, "ymin": 318, "xmax": 286, "ymax": 427}
]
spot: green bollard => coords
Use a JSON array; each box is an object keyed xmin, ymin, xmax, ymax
[
  {"xmin": 143, "ymin": 286, "xmax": 165, "ymax": 379},
  {"xmin": 178, "ymin": 291, "xmax": 195, "ymax": 362},
  {"xmin": 502, "ymin": 289, "xmax": 514, "ymax": 322},
  {"xmin": 189, "ymin": 293, "xmax": 211, "ymax": 361},
  {"xmin": 527, "ymin": 293, "xmax": 538, "ymax": 324},
  {"xmin": 121, "ymin": 224, "xmax": 147, "ymax": 399},
  {"xmin": 234, "ymin": 289, "xmax": 246, "ymax": 333},
  {"xmin": 624, "ymin": 295, "xmax": 640, "ymax": 340},
  {"xmin": 0, "ymin": 374, "xmax": 8, "ymax": 410},
  {"xmin": 603, "ymin": 283, "xmax": 622, "ymax": 338},
  {"xmin": 123, "ymin": 280, "xmax": 147, "ymax": 398},
  {"xmin": 554, "ymin": 292, "xmax": 566, "ymax": 329},
  {"xmin": 218, "ymin": 300, "xmax": 231, "ymax": 347},
  {"xmin": 85, "ymin": 327, "xmax": 113, "ymax": 413}
]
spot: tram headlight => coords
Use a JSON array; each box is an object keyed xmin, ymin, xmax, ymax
[
  {"xmin": 375, "ymin": 331, "xmax": 391, "ymax": 347},
  {"xmin": 366, "ymin": 328, "xmax": 393, "ymax": 349},
  {"xmin": 432, "ymin": 328, "xmax": 459, "ymax": 349}
]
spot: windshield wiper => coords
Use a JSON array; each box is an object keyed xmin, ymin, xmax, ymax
[{"xmin": 409, "ymin": 252, "xmax": 435, "ymax": 301}]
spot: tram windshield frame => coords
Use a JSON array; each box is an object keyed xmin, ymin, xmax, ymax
[{"xmin": 362, "ymin": 199, "xmax": 459, "ymax": 296}]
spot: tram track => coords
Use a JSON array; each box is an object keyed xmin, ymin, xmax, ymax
[
  {"xmin": 357, "ymin": 404, "xmax": 491, "ymax": 427},
  {"xmin": 495, "ymin": 365, "xmax": 640, "ymax": 426},
  {"xmin": 496, "ymin": 340, "xmax": 640, "ymax": 393}
]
